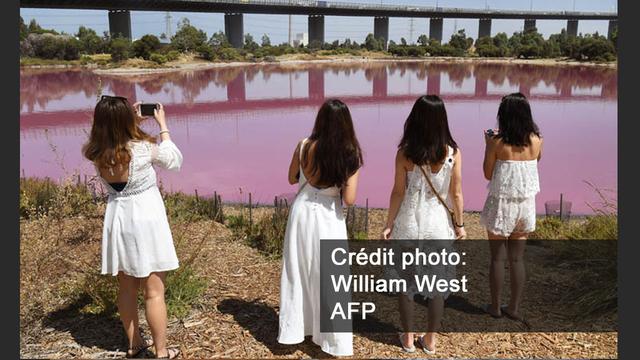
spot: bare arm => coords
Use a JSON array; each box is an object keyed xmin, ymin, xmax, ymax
[
  {"xmin": 288, "ymin": 141, "xmax": 301, "ymax": 185},
  {"xmin": 483, "ymin": 135, "xmax": 498, "ymax": 181},
  {"xmin": 449, "ymin": 149, "xmax": 466, "ymax": 239},
  {"xmin": 382, "ymin": 150, "xmax": 407, "ymax": 239},
  {"xmin": 341, "ymin": 168, "xmax": 360, "ymax": 206},
  {"xmin": 537, "ymin": 137, "xmax": 544, "ymax": 161}
]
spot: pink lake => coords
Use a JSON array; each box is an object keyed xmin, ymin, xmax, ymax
[{"xmin": 20, "ymin": 62, "xmax": 617, "ymax": 214}]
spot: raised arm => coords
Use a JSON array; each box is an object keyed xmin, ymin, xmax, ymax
[
  {"xmin": 341, "ymin": 168, "xmax": 360, "ymax": 207},
  {"xmin": 382, "ymin": 150, "xmax": 408, "ymax": 239},
  {"xmin": 148, "ymin": 103, "xmax": 182, "ymax": 171},
  {"xmin": 288, "ymin": 141, "xmax": 302, "ymax": 185},
  {"xmin": 483, "ymin": 134, "xmax": 498, "ymax": 181},
  {"xmin": 448, "ymin": 149, "xmax": 466, "ymax": 239}
]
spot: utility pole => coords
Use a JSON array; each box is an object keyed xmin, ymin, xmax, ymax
[
  {"xmin": 165, "ymin": 12, "xmax": 173, "ymax": 39},
  {"xmin": 409, "ymin": 18, "xmax": 415, "ymax": 44},
  {"xmin": 288, "ymin": 0, "xmax": 292, "ymax": 46}
]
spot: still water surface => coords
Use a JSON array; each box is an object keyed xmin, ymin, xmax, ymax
[{"xmin": 20, "ymin": 62, "xmax": 617, "ymax": 214}]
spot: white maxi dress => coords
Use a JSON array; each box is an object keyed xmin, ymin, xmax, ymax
[
  {"xmin": 100, "ymin": 139, "xmax": 183, "ymax": 278},
  {"xmin": 278, "ymin": 138, "xmax": 353, "ymax": 357}
]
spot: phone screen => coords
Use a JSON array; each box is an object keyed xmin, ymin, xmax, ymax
[{"xmin": 140, "ymin": 103, "xmax": 157, "ymax": 116}]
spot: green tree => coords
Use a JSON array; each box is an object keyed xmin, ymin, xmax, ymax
[
  {"xmin": 170, "ymin": 18, "xmax": 207, "ymax": 52},
  {"xmin": 261, "ymin": 34, "xmax": 271, "ymax": 47},
  {"xmin": 109, "ymin": 37, "xmax": 131, "ymax": 62},
  {"xmin": 364, "ymin": 33, "xmax": 382, "ymax": 51},
  {"xmin": 76, "ymin": 26, "xmax": 106, "ymax": 54},
  {"xmin": 244, "ymin": 33, "xmax": 259, "ymax": 51},
  {"xmin": 132, "ymin": 34, "xmax": 161, "ymax": 60},
  {"xmin": 448, "ymin": 29, "xmax": 472, "ymax": 54},
  {"xmin": 417, "ymin": 34, "xmax": 429, "ymax": 47},
  {"xmin": 20, "ymin": 16, "xmax": 28, "ymax": 40},
  {"xmin": 400, "ymin": 37, "xmax": 407, "ymax": 46},
  {"xmin": 209, "ymin": 31, "xmax": 229, "ymax": 48}
]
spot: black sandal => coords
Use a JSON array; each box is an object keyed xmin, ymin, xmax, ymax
[
  {"xmin": 126, "ymin": 329, "xmax": 154, "ymax": 358},
  {"xmin": 156, "ymin": 348, "xmax": 180, "ymax": 359}
]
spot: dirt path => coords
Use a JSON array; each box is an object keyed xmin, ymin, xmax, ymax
[{"xmin": 20, "ymin": 212, "xmax": 616, "ymax": 359}]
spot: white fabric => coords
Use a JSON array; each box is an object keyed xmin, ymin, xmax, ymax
[
  {"xmin": 389, "ymin": 146, "xmax": 456, "ymax": 299},
  {"xmin": 100, "ymin": 140, "xmax": 183, "ymax": 278},
  {"xmin": 480, "ymin": 159, "xmax": 540, "ymax": 237},
  {"xmin": 278, "ymin": 138, "xmax": 352, "ymax": 357}
]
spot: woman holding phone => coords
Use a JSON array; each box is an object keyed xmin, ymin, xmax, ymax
[
  {"xmin": 278, "ymin": 99, "xmax": 363, "ymax": 357},
  {"xmin": 480, "ymin": 92, "xmax": 542, "ymax": 321},
  {"xmin": 382, "ymin": 95, "xmax": 465, "ymax": 354},
  {"xmin": 83, "ymin": 96, "xmax": 182, "ymax": 359}
]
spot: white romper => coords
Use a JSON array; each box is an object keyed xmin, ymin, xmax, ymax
[
  {"xmin": 480, "ymin": 160, "xmax": 540, "ymax": 237},
  {"xmin": 99, "ymin": 139, "xmax": 183, "ymax": 278},
  {"xmin": 278, "ymin": 138, "xmax": 353, "ymax": 357}
]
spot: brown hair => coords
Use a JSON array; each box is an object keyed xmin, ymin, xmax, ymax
[
  {"xmin": 303, "ymin": 99, "xmax": 363, "ymax": 188},
  {"xmin": 83, "ymin": 96, "xmax": 156, "ymax": 169}
]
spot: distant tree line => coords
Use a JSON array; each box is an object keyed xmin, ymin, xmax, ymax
[{"xmin": 19, "ymin": 16, "xmax": 617, "ymax": 64}]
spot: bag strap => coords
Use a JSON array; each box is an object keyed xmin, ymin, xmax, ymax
[
  {"xmin": 296, "ymin": 138, "xmax": 309, "ymax": 197},
  {"xmin": 417, "ymin": 163, "xmax": 455, "ymax": 219}
]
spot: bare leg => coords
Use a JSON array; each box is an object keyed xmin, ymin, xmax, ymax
[
  {"xmin": 506, "ymin": 234, "xmax": 527, "ymax": 317},
  {"xmin": 488, "ymin": 232, "xmax": 508, "ymax": 316},
  {"xmin": 142, "ymin": 272, "xmax": 169, "ymax": 358},
  {"xmin": 117, "ymin": 272, "xmax": 144, "ymax": 351},
  {"xmin": 398, "ymin": 294, "xmax": 415, "ymax": 348},
  {"xmin": 422, "ymin": 296, "xmax": 444, "ymax": 350}
]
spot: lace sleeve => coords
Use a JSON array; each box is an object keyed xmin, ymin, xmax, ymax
[{"xmin": 151, "ymin": 140, "xmax": 183, "ymax": 171}]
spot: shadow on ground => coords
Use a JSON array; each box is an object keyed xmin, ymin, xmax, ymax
[
  {"xmin": 41, "ymin": 294, "xmax": 125, "ymax": 352},
  {"xmin": 217, "ymin": 298, "xmax": 337, "ymax": 358}
]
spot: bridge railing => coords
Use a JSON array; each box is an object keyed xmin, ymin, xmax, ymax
[{"xmin": 190, "ymin": 0, "xmax": 616, "ymax": 17}]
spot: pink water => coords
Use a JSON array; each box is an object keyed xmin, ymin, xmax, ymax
[{"xmin": 20, "ymin": 62, "xmax": 617, "ymax": 214}]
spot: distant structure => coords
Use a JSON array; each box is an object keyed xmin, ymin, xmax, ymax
[
  {"xmin": 293, "ymin": 33, "xmax": 308, "ymax": 47},
  {"xmin": 165, "ymin": 12, "xmax": 173, "ymax": 39}
]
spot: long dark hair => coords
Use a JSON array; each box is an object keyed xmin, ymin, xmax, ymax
[
  {"xmin": 83, "ymin": 96, "xmax": 155, "ymax": 169},
  {"xmin": 496, "ymin": 92, "xmax": 540, "ymax": 147},
  {"xmin": 303, "ymin": 99, "xmax": 363, "ymax": 188},
  {"xmin": 398, "ymin": 95, "xmax": 457, "ymax": 165}
]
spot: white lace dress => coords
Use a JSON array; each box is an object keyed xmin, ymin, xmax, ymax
[
  {"xmin": 99, "ymin": 140, "xmax": 183, "ymax": 278},
  {"xmin": 389, "ymin": 146, "xmax": 457, "ymax": 300},
  {"xmin": 480, "ymin": 160, "xmax": 540, "ymax": 237},
  {"xmin": 278, "ymin": 138, "xmax": 353, "ymax": 357}
]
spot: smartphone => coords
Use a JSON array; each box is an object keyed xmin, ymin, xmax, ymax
[
  {"xmin": 140, "ymin": 103, "xmax": 158, "ymax": 117},
  {"xmin": 485, "ymin": 128, "xmax": 496, "ymax": 136}
]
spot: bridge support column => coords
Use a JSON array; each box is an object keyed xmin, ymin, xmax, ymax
[
  {"xmin": 108, "ymin": 10, "xmax": 132, "ymax": 39},
  {"xmin": 478, "ymin": 18, "xmax": 492, "ymax": 39},
  {"xmin": 567, "ymin": 19, "xmax": 578, "ymax": 37},
  {"xmin": 560, "ymin": 82, "xmax": 572, "ymax": 98},
  {"xmin": 372, "ymin": 69, "xmax": 388, "ymax": 97},
  {"xmin": 427, "ymin": 71, "xmax": 441, "ymax": 95},
  {"xmin": 608, "ymin": 19, "xmax": 618, "ymax": 40},
  {"xmin": 227, "ymin": 70, "xmax": 246, "ymax": 102},
  {"xmin": 308, "ymin": 68, "xmax": 325, "ymax": 100},
  {"xmin": 111, "ymin": 80, "xmax": 137, "ymax": 102},
  {"xmin": 519, "ymin": 83, "xmax": 531, "ymax": 97},
  {"xmin": 225, "ymin": 13, "xmax": 244, "ymax": 49},
  {"xmin": 374, "ymin": 17, "xmax": 389, "ymax": 50},
  {"xmin": 429, "ymin": 18, "xmax": 443, "ymax": 43},
  {"xmin": 308, "ymin": 15, "xmax": 325, "ymax": 46},
  {"xmin": 524, "ymin": 19, "xmax": 536, "ymax": 32}
]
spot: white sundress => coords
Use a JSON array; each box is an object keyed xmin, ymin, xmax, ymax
[
  {"xmin": 480, "ymin": 159, "xmax": 540, "ymax": 237},
  {"xmin": 278, "ymin": 138, "xmax": 353, "ymax": 357},
  {"xmin": 390, "ymin": 146, "xmax": 457, "ymax": 300},
  {"xmin": 99, "ymin": 139, "xmax": 183, "ymax": 278}
]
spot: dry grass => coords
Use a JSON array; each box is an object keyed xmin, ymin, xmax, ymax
[{"xmin": 20, "ymin": 179, "xmax": 617, "ymax": 358}]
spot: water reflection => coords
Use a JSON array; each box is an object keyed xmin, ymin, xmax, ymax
[{"xmin": 20, "ymin": 62, "xmax": 617, "ymax": 214}]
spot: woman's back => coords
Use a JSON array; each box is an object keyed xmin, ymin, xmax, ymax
[{"xmin": 494, "ymin": 134, "xmax": 542, "ymax": 161}]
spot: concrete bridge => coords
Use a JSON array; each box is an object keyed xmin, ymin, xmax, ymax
[{"xmin": 20, "ymin": 0, "xmax": 617, "ymax": 49}]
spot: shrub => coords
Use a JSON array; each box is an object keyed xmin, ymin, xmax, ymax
[
  {"xmin": 149, "ymin": 53, "xmax": 167, "ymax": 64},
  {"xmin": 164, "ymin": 266, "xmax": 207, "ymax": 319},
  {"xmin": 246, "ymin": 199, "xmax": 289, "ymax": 257},
  {"xmin": 163, "ymin": 191, "xmax": 224, "ymax": 223},
  {"xmin": 132, "ymin": 34, "xmax": 161, "ymax": 60},
  {"xmin": 27, "ymin": 33, "xmax": 82, "ymax": 60},
  {"xmin": 196, "ymin": 44, "xmax": 215, "ymax": 61},
  {"xmin": 217, "ymin": 47, "xmax": 242, "ymax": 61},
  {"xmin": 109, "ymin": 37, "xmax": 131, "ymax": 62},
  {"xmin": 165, "ymin": 50, "xmax": 181, "ymax": 61},
  {"xmin": 20, "ymin": 177, "xmax": 98, "ymax": 219}
]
